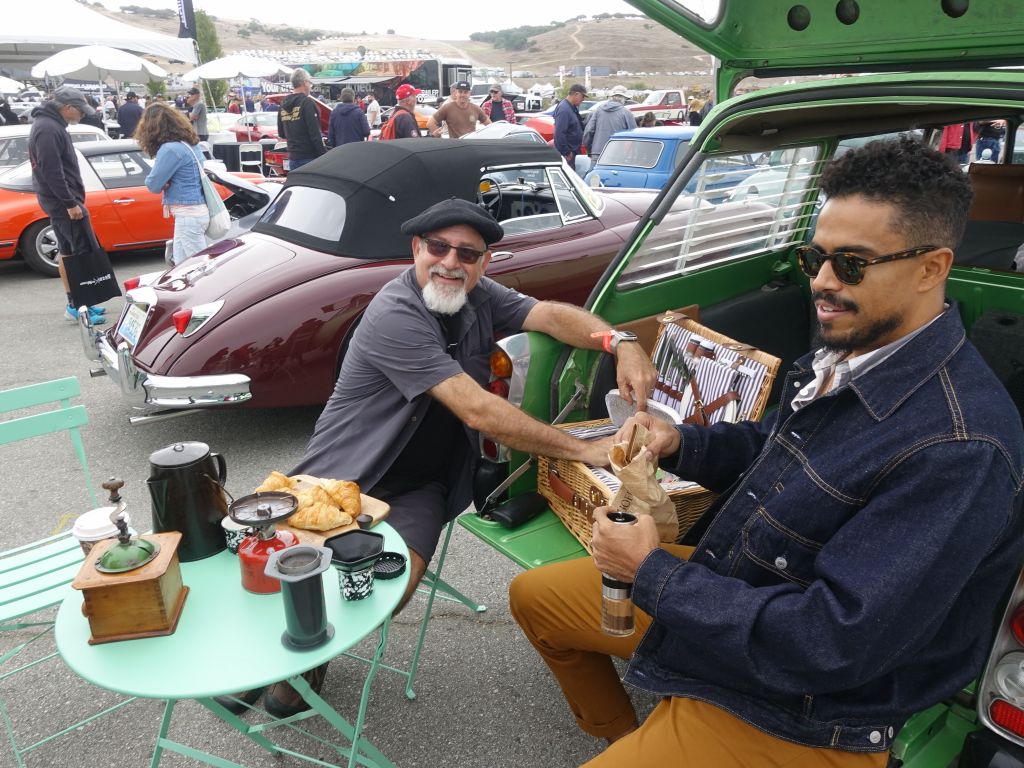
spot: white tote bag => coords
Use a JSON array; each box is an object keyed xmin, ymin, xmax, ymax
[{"xmin": 185, "ymin": 142, "xmax": 231, "ymax": 239}]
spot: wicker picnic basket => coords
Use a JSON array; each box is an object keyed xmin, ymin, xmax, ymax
[{"xmin": 538, "ymin": 314, "xmax": 781, "ymax": 553}]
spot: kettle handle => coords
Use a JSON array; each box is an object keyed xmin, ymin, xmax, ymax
[{"xmin": 212, "ymin": 452, "xmax": 227, "ymax": 485}]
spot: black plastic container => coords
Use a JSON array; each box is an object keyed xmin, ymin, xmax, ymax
[{"xmin": 264, "ymin": 545, "xmax": 334, "ymax": 650}]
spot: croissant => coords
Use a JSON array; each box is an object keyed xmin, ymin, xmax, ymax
[
  {"xmin": 323, "ymin": 480, "xmax": 361, "ymax": 517},
  {"xmin": 289, "ymin": 501, "xmax": 353, "ymax": 531},
  {"xmin": 254, "ymin": 470, "xmax": 295, "ymax": 493}
]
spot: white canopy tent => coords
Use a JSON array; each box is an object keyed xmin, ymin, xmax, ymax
[
  {"xmin": 181, "ymin": 55, "xmax": 293, "ymax": 82},
  {"xmin": 0, "ymin": 76, "xmax": 24, "ymax": 94},
  {"xmin": 32, "ymin": 46, "xmax": 168, "ymax": 84},
  {"xmin": 0, "ymin": 0, "xmax": 196, "ymax": 71}
]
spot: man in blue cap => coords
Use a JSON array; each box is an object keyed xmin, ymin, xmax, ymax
[{"xmin": 215, "ymin": 197, "xmax": 657, "ymax": 719}]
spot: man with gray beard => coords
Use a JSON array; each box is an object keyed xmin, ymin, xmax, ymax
[
  {"xmin": 235, "ymin": 198, "xmax": 657, "ymax": 719},
  {"xmin": 295, "ymin": 197, "xmax": 655, "ymax": 606}
]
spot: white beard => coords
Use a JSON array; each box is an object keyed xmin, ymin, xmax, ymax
[{"xmin": 422, "ymin": 268, "xmax": 469, "ymax": 315}]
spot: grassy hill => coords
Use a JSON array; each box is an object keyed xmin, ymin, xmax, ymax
[{"xmin": 89, "ymin": 6, "xmax": 713, "ymax": 93}]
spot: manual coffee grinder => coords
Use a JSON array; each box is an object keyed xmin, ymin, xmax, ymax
[{"xmin": 229, "ymin": 492, "xmax": 299, "ymax": 594}]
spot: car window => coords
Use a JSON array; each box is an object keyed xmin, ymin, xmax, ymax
[
  {"xmin": 0, "ymin": 136, "xmax": 29, "ymax": 168},
  {"xmin": 665, "ymin": 92, "xmax": 682, "ymax": 107},
  {"xmin": 601, "ymin": 139, "xmax": 664, "ymax": 169},
  {"xmin": 259, "ymin": 186, "xmax": 347, "ymax": 241},
  {"xmin": 69, "ymin": 132, "xmax": 104, "ymax": 144},
  {"xmin": 617, "ymin": 144, "xmax": 823, "ymax": 289},
  {"xmin": 548, "ymin": 168, "xmax": 589, "ymax": 220},
  {"xmin": 672, "ymin": 139, "xmax": 693, "ymax": 168},
  {"xmin": 87, "ymin": 151, "xmax": 152, "ymax": 190}
]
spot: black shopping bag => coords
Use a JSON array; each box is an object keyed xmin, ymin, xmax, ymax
[{"xmin": 62, "ymin": 246, "xmax": 122, "ymax": 307}]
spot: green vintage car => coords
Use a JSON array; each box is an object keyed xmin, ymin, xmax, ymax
[{"xmin": 462, "ymin": 2, "xmax": 1024, "ymax": 766}]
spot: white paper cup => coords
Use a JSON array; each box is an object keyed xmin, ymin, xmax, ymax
[{"xmin": 72, "ymin": 506, "xmax": 133, "ymax": 555}]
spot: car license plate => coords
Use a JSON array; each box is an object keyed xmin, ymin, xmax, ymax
[
  {"xmin": 117, "ymin": 303, "xmax": 148, "ymax": 348},
  {"xmin": 283, "ymin": 158, "xmax": 291, "ymax": 171}
]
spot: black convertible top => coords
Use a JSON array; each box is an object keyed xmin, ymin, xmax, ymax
[{"xmin": 251, "ymin": 138, "xmax": 562, "ymax": 258}]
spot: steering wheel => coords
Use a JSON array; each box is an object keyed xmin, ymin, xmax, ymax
[{"xmin": 478, "ymin": 177, "xmax": 503, "ymax": 219}]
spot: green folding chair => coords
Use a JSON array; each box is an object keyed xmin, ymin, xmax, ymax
[
  {"xmin": 345, "ymin": 518, "xmax": 486, "ymax": 700},
  {"xmin": 0, "ymin": 377, "xmax": 135, "ymax": 767}
]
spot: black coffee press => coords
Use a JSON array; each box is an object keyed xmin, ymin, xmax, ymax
[{"xmin": 264, "ymin": 545, "xmax": 334, "ymax": 650}]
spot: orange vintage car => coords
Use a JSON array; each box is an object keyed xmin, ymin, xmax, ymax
[{"xmin": 0, "ymin": 139, "xmax": 267, "ymax": 277}]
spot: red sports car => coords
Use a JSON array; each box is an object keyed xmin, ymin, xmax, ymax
[
  {"xmin": 0, "ymin": 139, "xmax": 273, "ymax": 277},
  {"xmin": 78, "ymin": 139, "xmax": 671, "ymax": 422},
  {"xmin": 227, "ymin": 112, "xmax": 281, "ymax": 142}
]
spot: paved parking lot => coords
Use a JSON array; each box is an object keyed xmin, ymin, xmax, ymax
[{"xmin": 0, "ymin": 251, "xmax": 655, "ymax": 768}]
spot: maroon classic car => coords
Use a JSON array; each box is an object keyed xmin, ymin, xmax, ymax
[{"xmin": 79, "ymin": 139, "xmax": 664, "ymax": 422}]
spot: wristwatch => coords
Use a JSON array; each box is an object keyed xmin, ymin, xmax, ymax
[{"xmin": 592, "ymin": 329, "xmax": 639, "ymax": 354}]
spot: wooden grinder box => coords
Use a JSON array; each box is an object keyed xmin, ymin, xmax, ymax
[{"xmin": 72, "ymin": 531, "xmax": 189, "ymax": 645}]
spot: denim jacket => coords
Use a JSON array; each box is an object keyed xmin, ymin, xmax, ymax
[
  {"xmin": 627, "ymin": 303, "xmax": 1024, "ymax": 753},
  {"xmin": 145, "ymin": 141, "xmax": 205, "ymax": 206}
]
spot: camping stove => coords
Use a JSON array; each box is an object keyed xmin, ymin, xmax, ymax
[{"xmin": 229, "ymin": 492, "xmax": 299, "ymax": 594}]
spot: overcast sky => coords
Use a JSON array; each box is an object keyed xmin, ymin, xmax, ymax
[{"xmin": 94, "ymin": 0, "xmax": 651, "ymax": 40}]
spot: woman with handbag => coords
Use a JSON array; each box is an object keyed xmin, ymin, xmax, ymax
[{"xmin": 137, "ymin": 103, "xmax": 210, "ymax": 266}]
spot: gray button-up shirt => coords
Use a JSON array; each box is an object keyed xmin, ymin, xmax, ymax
[{"xmin": 293, "ymin": 268, "xmax": 537, "ymax": 515}]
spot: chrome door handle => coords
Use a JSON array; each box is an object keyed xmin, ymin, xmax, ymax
[
  {"xmin": 112, "ymin": 198, "xmax": 135, "ymax": 204},
  {"xmin": 490, "ymin": 251, "xmax": 514, "ymax": 263}
]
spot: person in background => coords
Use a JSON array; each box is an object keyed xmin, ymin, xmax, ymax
[
  {"xmin": 0, "ymin": 97, "xmax": 18, "ymax": 126},
  {"xmin": 427, "ymin": 80, "xmax": 489, "ymax": 138},
  {"xmin": 277, "ymin": 69, "xmax": 325, "ymax": 170},
  {"xmin": 79, "ymin": 97, "xmax": 106, "ymax": 131},
  {"xmin": 244, "ymin": 93, "xmax": 255, "ymax": 112},
  {"xmin": 327, "ymin": 87, "xmax": 370, "ymax": 147},
  {"xmin": 116, "ymin": 91, "xmax": 143, "ymax": 138},
  {"xmin": 365, "ymin": 92, "xmax": 381, "ymax": 129},
  {"xmin": 137, "ymin": 103, "xmax": 208, "ymax": 266},
  {"xmin": 483, "ymin": 84, "xmax": 515, "ymax": 123},
  {"xmin": 554, "ymin": 84, "xmax": 587, "ymax": 166},
  {"xmin": 639, "ymin": 111, "xmax": 662, "ymax": 128},
  {"xmin": 687, "ymin": 96, "xmax": 705, "ymax": 127},
  {"xmin": 381, "ymin": 83, "xmax": 422, "ymax": 140},
  {"xmin": 975, "ymin": 119, "xmax": 1006, "ymax": 162},
  {"xmin": 136, "ymin": 102, "xmax": 207, "ymax": 266},
  {"xmin": 583, "ymin": 85, "xmax": 637, "ymax": 163},
  {"xmin": 510, "ymin": 138, "xmax": 1024, "ymax": 768},
  {"xmin": 28, "ymin": 86, "xmax": 110, "ymax": 323},
  {"xmin": 186, "ymin": 86, "xmax": 208, "ymax": 142},
  {"xmin": 226, "ymin": 95, "xmax": 242, "ymax": 114}
]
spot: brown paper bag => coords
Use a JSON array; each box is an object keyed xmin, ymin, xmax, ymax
[{"xmin": 608, "ymin": 423, "xmax": 680, "ymax": 542}]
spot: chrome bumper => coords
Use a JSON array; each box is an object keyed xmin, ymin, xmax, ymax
[{"xmin": 78, "ymin": 310, "xmax": 252, "ymax": 411}]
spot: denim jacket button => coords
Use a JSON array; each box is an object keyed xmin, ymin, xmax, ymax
[
  {"xmin": 774, "ymin": 556, "xmax": 788, "ymax": 570},
  {"xmin": 869, "ymin": 731, "xmax": 882, "ymax": 744}
]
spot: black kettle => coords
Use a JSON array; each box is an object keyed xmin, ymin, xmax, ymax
[{"xmin": 147, "ymin": 441, "xmax": 228, "ymax": 562}]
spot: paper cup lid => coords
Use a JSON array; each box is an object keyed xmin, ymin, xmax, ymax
[{"xmin": 72, "ymin": 506, "xmax": 131, "ymax": 540}]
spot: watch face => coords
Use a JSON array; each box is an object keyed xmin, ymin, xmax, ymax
[{"xmin": 617, "ymin": 331, "xmax": 638, "ymax": 341}]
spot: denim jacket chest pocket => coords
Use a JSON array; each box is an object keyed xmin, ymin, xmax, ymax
[{"xmin": 727, "ymin": 419, "xmax": 871, "ymax": 589}]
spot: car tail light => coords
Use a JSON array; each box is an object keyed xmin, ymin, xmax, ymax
[
  {"xmin": 991, "ymin": 699, "xmax": 1024, "ymax": 739},
  {"xmin": 124, "ymin": 276, "xmax": 141, "ymax": 291},
  {"xmin": 975, "ymin": 568, "xmax": 1024, "ymax": 748},
  {"xmin": 171, "ymin": 300, "xmax": 224, "ymax": 338},
  {"xmin": 479, "ymin": 334, "xmax": 532, "ymax": 463}
]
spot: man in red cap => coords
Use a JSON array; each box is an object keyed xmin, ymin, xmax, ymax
[{"xmin": 381, "ymin": 83, "xmax": 422, "ymax": 140}]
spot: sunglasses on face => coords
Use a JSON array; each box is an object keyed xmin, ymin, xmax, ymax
[
  {"xmin": 489, "ymin": 90, "xmax": 500, "ymax": 94},
  {"xmin": 422, "ymin": 237, "xmax": 486, "ymax": 265},
  {"xmin": 794, "ymin": 244, "xmax": 937, "ymax": 285}
]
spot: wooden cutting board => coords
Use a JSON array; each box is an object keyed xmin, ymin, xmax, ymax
[{"xmin": 275, "ymin": 474, "xmax": 390, "ymax": 546}]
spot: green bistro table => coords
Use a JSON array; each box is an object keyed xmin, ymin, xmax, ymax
[{"xmin": 55, "ymin": 523, "xmax": 409, "ymax": 768}]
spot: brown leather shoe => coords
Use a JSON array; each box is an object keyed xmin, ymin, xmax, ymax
[
  {"xmin": 262, "ymin": 663, "xmax": 328, "ymax": 719},
  {"xmin": 212, "ymin": 686, "xmax": 266, "ymax": 716}
]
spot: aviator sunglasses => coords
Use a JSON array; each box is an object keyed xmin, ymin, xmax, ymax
[
  {"xmin": 794, "ymin": 244, "xmax": 937, "ymax": 286},
  {"xmin": 422, "ymin": 237, "xmax": 486, "ymax": 265}
]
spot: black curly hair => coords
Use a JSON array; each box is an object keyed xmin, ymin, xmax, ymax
[{"xmin": 820, "ymin": 136, "xmax": 974, "ymax": 249}]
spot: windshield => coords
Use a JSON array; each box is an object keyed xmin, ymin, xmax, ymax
[
  {"xmin": 0, "ymin": 160, "xmax": 33, "ymax": 190},
  {"xmin": 600, "ymin": 139, "xmax": 665, "ymax": 169},
  {"xmin": 641, "ymin": 92, "xmax": 665, "ymax": 106},
  {"xmin": 0, "ymin": 136, "xmax": 29, "ymax": 169}
]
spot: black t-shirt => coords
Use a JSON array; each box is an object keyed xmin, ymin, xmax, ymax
[{"xmin": 375, "ymin": 312, "xmax": 462, "ymax": 493}]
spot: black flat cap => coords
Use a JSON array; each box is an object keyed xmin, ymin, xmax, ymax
[{"xmin": 400, "ymin": 197, "xmax": 504, "ymax": 246}]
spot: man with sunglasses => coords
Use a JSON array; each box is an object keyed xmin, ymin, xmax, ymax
[
  {"xmin": 427, "ymin": 80, "xmax": 490, "ymax": 138},
  {"xmin": 483, "ymin": 84, "xmax": 516, "ymax": 124},
  {"xmin": 510, "ymin": 138, "xmax": 1024, "ymax": 766},
  {"xmin": 248, "ymin": 198, "xmax": 657, "ymax": 720}
]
